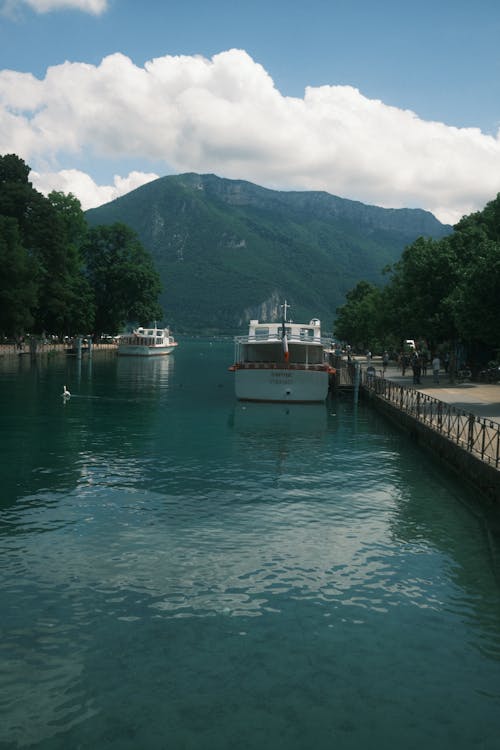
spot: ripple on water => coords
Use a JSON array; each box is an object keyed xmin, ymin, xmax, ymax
[{"xmin": 2, "ymin": 353, "xmax": 500, "ymax": 748}]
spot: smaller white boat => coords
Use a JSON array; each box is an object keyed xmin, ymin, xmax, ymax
[{"xmin": 117, "ymin": 324, "xmax": 178, "ymax": 357}]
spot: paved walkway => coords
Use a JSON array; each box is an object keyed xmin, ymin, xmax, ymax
[{"xmin": 363, "ymin": 359, "xmax": 500, "ymax": 423}]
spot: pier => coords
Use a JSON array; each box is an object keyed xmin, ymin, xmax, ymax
[{"xmin": 332, "ymin": 357, "xmax": 500, "ymax": 502}]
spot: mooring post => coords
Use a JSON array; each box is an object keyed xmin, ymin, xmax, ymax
[{"xmin": 353, "ymin": 362, "xmax": 360, "ymax": 404}]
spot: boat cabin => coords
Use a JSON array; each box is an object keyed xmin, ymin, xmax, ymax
[{"xmin": 236, "ymin": 318, "xmax": 327, "ymax": 366}]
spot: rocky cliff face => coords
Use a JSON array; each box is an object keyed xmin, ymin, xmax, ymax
[
  {"xmin": 175, "ymin": 173, "xmax": 450, "ymax": 238},
  {"xmin": 239, "ymin": 291, "xmax": 284, "ymax": 327}
]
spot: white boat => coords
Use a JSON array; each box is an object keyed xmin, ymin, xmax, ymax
[
  {"xmin": 117, "ymin": 324, "xmax": 178, "ymax": 357},
  {"xmin": 229, "ymin": 302, "xmax": 334, "ymax": 402}
]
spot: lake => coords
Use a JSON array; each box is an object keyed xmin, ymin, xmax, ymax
[{"xmin": 1, "ymin": 338, "xmax": 500, "ymax": 749}]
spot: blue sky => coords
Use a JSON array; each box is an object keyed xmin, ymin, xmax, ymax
[{"xmin": 1, "ymin": 0, "xmax": 500, "ymax": 223}]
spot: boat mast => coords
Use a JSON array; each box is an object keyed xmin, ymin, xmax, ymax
[
  {"xmin": 281, "ymin": 300, "xmax": 290, "ymax": 362},
  {"xmin": 281, "ymin": 300, "xmax": 290, "ymax": 325},
  {"xmin": 280, "ymin": 300, "xmax": 291, "ymax": 339}
]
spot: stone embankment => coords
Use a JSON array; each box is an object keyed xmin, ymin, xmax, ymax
[
  {"xmin": 0, "ymin": 341, "xmax": 117, "ymax": 357},
  {"xmin": 356, "ymin": 358, "xmax": 500, "ymax": 502}
]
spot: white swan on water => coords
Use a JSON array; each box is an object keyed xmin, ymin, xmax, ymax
[{"xmin": 62, "ymin": 385, "xmax": 71, "ymax": 398}]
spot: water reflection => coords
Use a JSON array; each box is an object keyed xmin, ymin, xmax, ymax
[
  {"xmin": 0, "ymin": 351, "xmax": 35, "ymax": 374},
  {"xmin": 231, "ymin": 402, "xmax": 328, "ymax": 434},
  {"xmin": 0, "ymin": 351, "xmax": 176, "ymax": 507},
  {"xmin": 2, "ymin": 347, "xmax": 500, "ymax": 749},
  {"xmin": 387, "ymin": 455, "xmax": 500, "ymax": 661},
  {"xmin": 116, "ymin": 354, "xmax": 173, "ymax": 393}
]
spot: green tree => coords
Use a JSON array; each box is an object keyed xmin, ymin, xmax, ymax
[
  {"xmin": 47, "ymin": 191, "xmax": 95, "ymax": 334},
  {"xmin": 336, "ymin": 192, "xmax": 500, "ymax": 361},
  {"xmin": 0, "ymin": 217, "xmax": 37, "ymax": 336},
  {"xmin": 427, "ymin": 195, "xmax": 500, "ymax": 354},
  {"xmin": 334, "ymin": 281, "xmax": 383, "ymax": 349},
  {"xmin": 82, "ymin": 223, "xmax": 162, "ymax": 335},
  {"xmin": 48, "ymin": 191, "xmax": 88, "ymax": 247},
  {"xmin": 454, "ymin": 192, "xmax": 500, "ymax": 243},
  {"xmin": 448, "ymin": 238, "xmax": 500, "ymax": 349},
  {"xmin": 27, "ymin": 191, "xmax": 94, "ymax": 336},
  {"xmin": 0, "ymin": 154, "xmax": 32, "ymax": 229},
  {"xmin": 381, "ymin": 236, "xmax": 458, "ymax": 347}
]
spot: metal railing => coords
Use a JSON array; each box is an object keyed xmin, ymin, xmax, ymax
[
  {"xmin": 361, "ymin": 371, "xmax": 500, "ymax": 469},
  {"xmin": 235, "ymin": 334, "xmax": 331, "ymax": 346}
]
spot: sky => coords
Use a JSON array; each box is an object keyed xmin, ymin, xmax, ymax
[{"xmin": 1, "ymin": 0, "xmax": 500, "ymax": 225}]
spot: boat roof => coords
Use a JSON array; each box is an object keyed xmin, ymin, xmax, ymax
[
  {"xmin": 135, "ymin": 326, "xmax": 169, "ymax": 334},
  {"xmin": 236, "ymin": 318, "xmax": 325, "ymax": 345},
  {"xmin": 247, "ymin": 318, "xmax": 321, "ymax": 334}
]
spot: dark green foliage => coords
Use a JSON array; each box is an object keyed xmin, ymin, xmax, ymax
[
  {"xmin": 48, "ymin": 191, "xmax": 88, "ymax": 246},
  {"xmin": 379, "ymin": 236, "xmax": 458, "ymax": 343},
  {"xmin": 336, "ymin": 192, "xmax": 500, "ymax": 356},
  {"xmin": 446, "ymin": 195, "xmax": 500, "ymax": 350},
  {"xmin": 82, "ymin": 223, "xmax": 162, "ymax": 335},
  {"xmin": 0, "ymin": 153, "xmax": 162, "ymax": 338},
  {"xmin": 24, "ymin": 190, "xmax": 91, "ymax": 335},
  {"xmin": 0, "ymin": 216, "xmax": 37, "ymax": 334},
  {"xmin": 86, "ymin": 173, "xmax": 450, "ymax": 332},
  {"xmin": 334, "ymin": 281, "xmax": 384, "ymax": 349},
  {"xmin": 448, "ymin": 240, "xmax": 500, "ymax": 347},
  {"xmin": 0, "ymin": 154, "xmax": 32, "ymax": 231}
]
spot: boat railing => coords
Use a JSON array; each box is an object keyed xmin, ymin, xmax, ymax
[
  {"xmin": 235, "ymin": 334, "xmax": 330, "ymax": 345},
  {"xmin": 231, "ymin": 362, "xmax": 332, "ymax": 371}
]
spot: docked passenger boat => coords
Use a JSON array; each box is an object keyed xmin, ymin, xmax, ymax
[
  {"xmin": 229, "ymin": 302, "xmax": 334, "ymax": 402},
  {"xmin": 117, "ymin": 324, "xmax": 178, "ymax": 357}
]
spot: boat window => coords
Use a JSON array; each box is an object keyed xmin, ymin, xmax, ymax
[{"xmin": 255, "ymin": 327, "xmax": 269, "ymax": 338}]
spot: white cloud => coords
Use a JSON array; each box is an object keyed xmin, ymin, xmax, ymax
[
  {"xmin": 1, "ymin": 0, "xmax": 108, "ymax": 14},
  {"xmin": 30, "ymin": 168, "xmax": 160, "ymax": 209},
  {"xmin": 1, "ymin": 48, "xmax": 500, "ymax": 223}
]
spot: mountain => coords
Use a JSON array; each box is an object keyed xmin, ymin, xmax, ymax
[{"xmin": 85, "ymin": 173, "xmax": 452, "ymax": 334}]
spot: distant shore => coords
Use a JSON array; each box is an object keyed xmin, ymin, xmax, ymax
[{"xmin": 0, "ymin": 342, "xmax": 117, "ymax": 357}]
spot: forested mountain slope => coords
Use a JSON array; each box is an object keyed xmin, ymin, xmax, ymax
[{"xmin": 86, "ymin": 173, "xmax": 451, "ymax": 333}]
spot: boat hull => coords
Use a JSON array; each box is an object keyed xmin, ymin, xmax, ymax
[
  {"xmin": 235, "ymin": 367, "xmax": 329, "ymax": 403},
  {"xmin": 117, "ymin": 344, "xmax": 177, "ymax": 357}
]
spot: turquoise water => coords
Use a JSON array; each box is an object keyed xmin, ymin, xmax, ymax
[{"xmin": 1, "ymin": 338, "xmax": 500, "ymax": 749}]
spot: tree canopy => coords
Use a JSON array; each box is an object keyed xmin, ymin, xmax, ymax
[
  {"xmin": 334, "ymin": 193, "xmax": 500, "ymax": 361},
  {"xmin": 334, "ymin": 281, "xmax": 383, "ymax": 350},
  {"xmin": 0, "ymin": 153, "xmax": 163, "ymax": 338},
  {"xmin": 0, "ymin": 216, "xmax": 37, "ymax": 334},
  {"xmin": 82, "ymin": 223, "xmax": 163, "ymax": 334}
]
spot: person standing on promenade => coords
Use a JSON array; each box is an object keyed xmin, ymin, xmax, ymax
[
  {"xmin": 421, "ymin": 350, "xmax": 428, "ymax": 376},
  {"xmin": 411, "ymin": 352, "xmax": 421, "ymax": 385},
  {"xmin": 401, "ymin": 352, "xmax": 409, "ymax": 376},
  {"xmin": 382, "ymin": 350, "xmax": 389, "ymax": 374},
  {"xmin": 432, "ymin": 354, "xmax": 441, "ymax": 384}
]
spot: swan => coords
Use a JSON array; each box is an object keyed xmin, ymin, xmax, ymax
[{"xmin": 62, "ymin": 385, "xmax": 71, "ymax": 398}]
